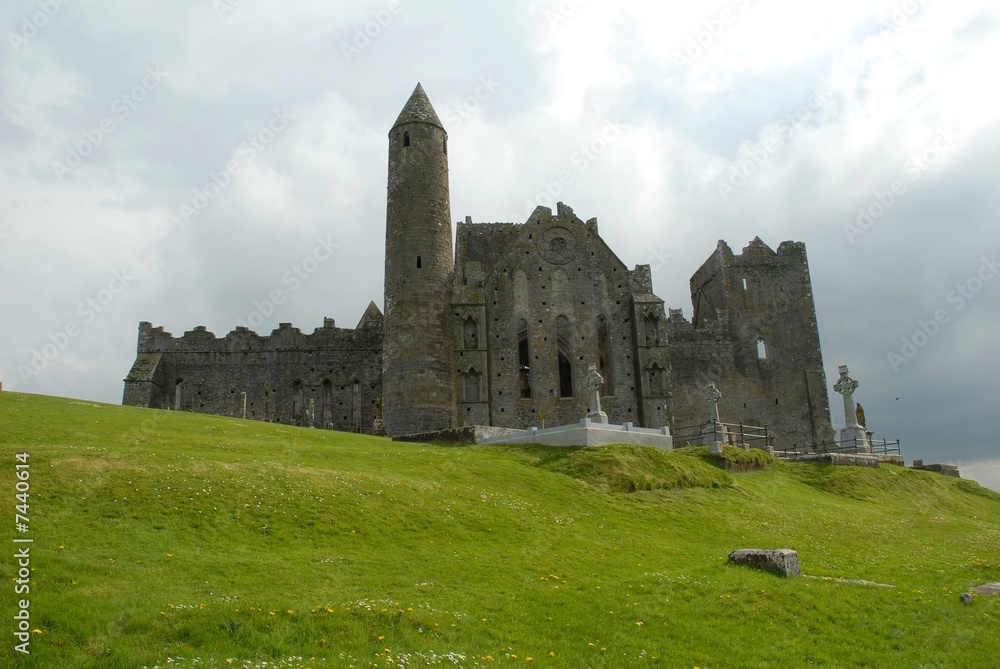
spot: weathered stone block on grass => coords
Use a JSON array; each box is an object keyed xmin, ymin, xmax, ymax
[{"xmin": 728, "ymin": 548, "xmax": 800, "ymax": 576}]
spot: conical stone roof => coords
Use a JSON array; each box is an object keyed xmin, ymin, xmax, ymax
[{"xmin": 391, "ymin": 83, "xmax": 444, "ymax": 130}]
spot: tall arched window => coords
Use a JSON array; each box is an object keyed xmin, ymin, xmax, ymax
[
  {"xmin": 351, "ymin": 381, "xmax": 362, "ymax": 431},
  {"xmin": 403, "ymin": 131, "xmax": 410, "ymax": 147},
  {"xmin": 292, "ymin": 380, "xmax": 304, "ymax": 423},
  {"xmin": 757, "ymin": 338, "xmax": 768, "ymax": 360},
  {"xmin": 556, "ymin": 316, "xmax": 573, "ymax": 398},
  {"xmin": 517, "ymin": 320, "xmax": 531, "ymax": 398},
  {"xmin": 597, "ymin": 315, "xmax": 614, "ymax": 395},
  {"xmin": 173, "ymin": 379, "xmax": 184, "ymax": 411},
  {"xmin": 321, "ymin": 380, "xmax": 333, "ymax": 429}
]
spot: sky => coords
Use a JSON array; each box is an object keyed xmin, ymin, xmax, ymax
[{"xmin": 2, "ymin": 0, "xmax": 998, "ymax": 490}]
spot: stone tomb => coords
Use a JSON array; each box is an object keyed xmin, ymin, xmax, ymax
[
  {"xmin": 479, "ymin": 364, "xmax": 673, "ymax": 449},
  {"xmin": 478, "ymin": 416, "xmax": 673, "ymax": 448}
]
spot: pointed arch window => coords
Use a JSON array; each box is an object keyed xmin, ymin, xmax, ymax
[
  {"xmin": 645, "ymin": 313, "xmax": 660, "ymax": 347},
  {"xmin": 292, "ymin": 380, "xmax": 304, "ymax": 423},
  {"xmin": 597, "ymin": 315, "xmax": 614, "ymax": 395},
  {"xmin": 463, "ymin": 316, "xmax": 479, "ymax": 350},
  {"xmin": 464, "ymin": 367, "xmax": 482, "ymax": 403},
  {"xmin": 173, "ymin": 379, "xmax": 184, "ymax": 411},
  {"xmin": 556, "ymin": 316, "xmax": 573, "ymax": 398},
  {"xmin": 351, "ymin": 380, "xmax": 362, "ymax": 431},
  {"xmin": 757, "ymin": 338, "xmax": 768, "ymax": 360},
  {"xmin": 517, "ymin": 320, "xmax": 531, "ymax": 398},
  {"xmin": 321, "ymin": 380, "xmax": 333, "ymax": 429},
  {"xmin": 647, "ymin": 361, "xmax": 666, "ymax": 397},
  {"xmin": 403, "ymin": 131, "xmax": 410, "ymax": 147}
]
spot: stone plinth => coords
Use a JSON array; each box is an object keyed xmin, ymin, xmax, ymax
[
  {"xmin": 703, "ymin": 419, "xmax": 729, "ymax": 455},
  {"xmin": 839, "ymin": 425, "xmax": 872, "ymax": 453},
  {"xmin": 478, "ymin": 418, "xmax": 673, "ymax": 449}
]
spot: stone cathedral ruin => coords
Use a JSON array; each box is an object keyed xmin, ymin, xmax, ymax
[{"xmin": 123, "ymin": 84, "xmax": 834, "ymax": 449}]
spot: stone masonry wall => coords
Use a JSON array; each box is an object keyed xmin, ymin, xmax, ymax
[
  {"xmin": 465, "ymin": 203, "xmax": 660, "ymax": 429},
  {"xmin": 123, "ymin": 318, "xmax": 382, "ymax": 431}
]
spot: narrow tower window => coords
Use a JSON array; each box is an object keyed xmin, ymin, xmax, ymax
[
  {"xmin": 597, "ymin": 315, "xmax": 614, "ymax": 395},
  {"xmin": 403, "ymin": 131, "xmax": 410, "ymax": 147},
  {"xmin": 517, "ymin": 320, "xmax": 531, "ymax": 398},
  {"xmin": 556, "ymin": 316, "xmax": 573, "ymax": 397},
  {"xmin": 742, "ymin": 277, "xmax": 748, "ymax": 291},
  {"xmin": 416, "ymin": 256, "xmax": 422, "ymax": 268},
  {"xmin": 757, "ymin": 338, "xmax": 768, "ymax": 360}
]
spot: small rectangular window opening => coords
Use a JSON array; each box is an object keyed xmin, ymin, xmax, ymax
[{"xmin": 416, "ymin": 256, "xmax": 422, "ymax": 268}]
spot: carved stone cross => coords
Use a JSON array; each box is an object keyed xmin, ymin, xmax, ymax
[
  {"xmin": 833, "ymin": 365, "xmax": 860, "ymax": 428},
  {"xmin": 584, "ymin": 363, "xmax": 603, "ymax": 408},
  {"xmin": 584, "ymin": 363, "xmax": 608, "ymax": 423},
  {"xmin": 705, "ymin": 382, "xmax": 722, "ymax": 423}
]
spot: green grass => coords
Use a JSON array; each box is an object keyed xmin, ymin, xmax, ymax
[{"xmin": 0, "ymin": 391, "xmax": 998, "ymax": 668}]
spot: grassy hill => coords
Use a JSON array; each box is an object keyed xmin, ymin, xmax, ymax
[{"xmin": 0, "ymin": 391, "xmax": 998, "ymax": 668}]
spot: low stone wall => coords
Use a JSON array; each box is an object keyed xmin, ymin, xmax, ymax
[
  {"xmin": 394, "ymin": 425, "xmax": 525, "ymax": 445},
  {"xmin": 911, "ymin": 460, "xmax": 961, "ymax": 477},
  {"xmin": 717, "ymin": 459, "xmax": 770, "ymax": 473},
  {"xmin": 785, "ymin": 453, "xmax": 881, "ymax": 468}
]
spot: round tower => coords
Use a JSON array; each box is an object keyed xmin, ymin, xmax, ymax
[{"xmin": 382, "ymin": 83, "xmax": 456, "ymax": 437}]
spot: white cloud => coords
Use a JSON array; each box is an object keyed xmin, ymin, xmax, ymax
[{"xmin": 959, "ymin": 459, "xmax": 1000, "ymax": 494}]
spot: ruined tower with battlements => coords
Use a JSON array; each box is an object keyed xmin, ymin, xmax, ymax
[{"xmin": 124, "ymin": 84, "xmax": 833, "ymax": 447}]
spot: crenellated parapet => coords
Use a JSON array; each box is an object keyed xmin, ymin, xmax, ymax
[{"xmin": 135, "ymin": 311, "xmax": 382, "ymax": 356}]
